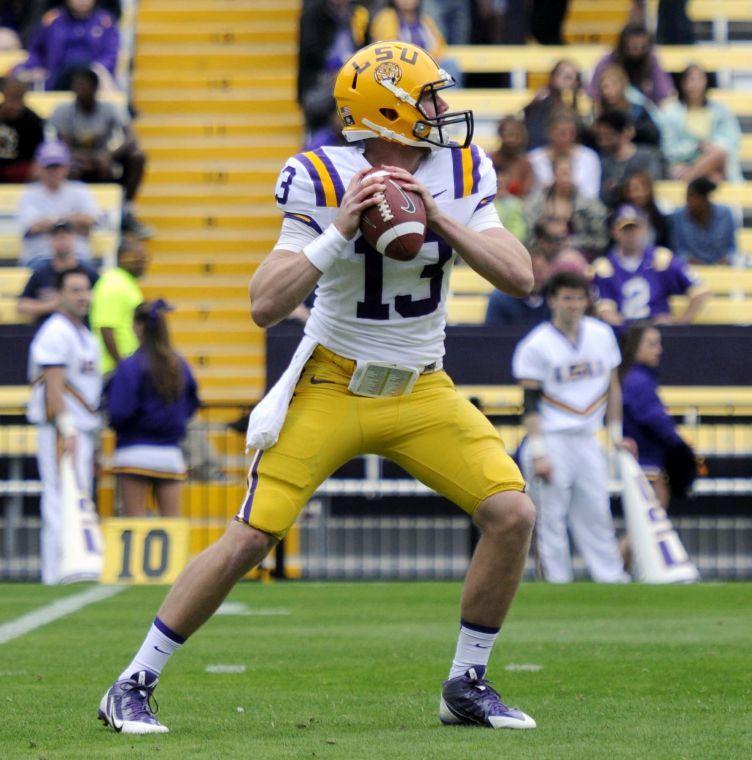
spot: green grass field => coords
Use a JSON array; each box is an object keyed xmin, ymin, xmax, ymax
[{"xmin": 1, "ymin": 582, "xmax": 751, "ymax": 759}]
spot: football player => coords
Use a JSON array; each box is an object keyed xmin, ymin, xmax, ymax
[{"xmin": 99, "ymin": 41, "xmax": 537, "ymax": 734}]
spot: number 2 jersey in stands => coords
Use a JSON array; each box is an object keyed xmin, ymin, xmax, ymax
[{"xmin": 273, "ymin": 144, "xmax": 499, "ymax": 368}]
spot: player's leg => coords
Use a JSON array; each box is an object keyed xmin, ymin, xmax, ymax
[
  {"xmin": 99, "ymin": 350, "xmax": 364, "ymax": 734},
  {"xmin": 153, "ymin": 479, "xmax": 182, "ymax": 517},
  {"xmin": 568, "ymin": 437, "xmax": 628, "ymax": 583},
  {"xmin": 36, "ymin": 425, "xmax": 62, "ymax": 584},
  {"xmin": 377, "ymin": 372, "xmax": 536, "ymax": 728}
]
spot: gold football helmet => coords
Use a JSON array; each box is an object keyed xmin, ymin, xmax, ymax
[{"xmin": 333, "ymin": 41, "xmax": 473, "ymax": 149}]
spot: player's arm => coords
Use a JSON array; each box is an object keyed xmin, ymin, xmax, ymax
[
  {"xmin": 383, "ymin": 165, "xmax": 533, "ymax": 297},
  {"xmin": 250, "ymin": 168, "xmax": 385, "ymax": 327},
  {"xmin": 520, "ymin": 380, "xmax": 552, "ymax": 481},
  {"xmin": 42, "ymin": 365, "xmax": 76, "ymax": 455}
]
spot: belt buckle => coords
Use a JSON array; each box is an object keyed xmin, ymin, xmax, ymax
[{"xmin": 348, "ymin": 361, "xmax": 419, "ymax": 398}]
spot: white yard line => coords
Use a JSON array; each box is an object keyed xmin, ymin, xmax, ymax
[{"xmin": 0, "ymin": 585, "xmax": 125, "ymax": 646}]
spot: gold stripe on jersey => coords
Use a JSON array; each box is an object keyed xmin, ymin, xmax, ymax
[
  {"xmin": 542, "ymin": 392, "xmax": 608, "ymax": 417},
  {"xmin": 301, "ymin": 150, "xmax": 339, "ymax": 207}
]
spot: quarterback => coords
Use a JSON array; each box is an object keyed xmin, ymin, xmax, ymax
[{"xmin": 99, "ymin": 41, "xmax": 537, "ymax": 734}]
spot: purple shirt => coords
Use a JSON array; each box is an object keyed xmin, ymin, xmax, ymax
[
  {"xmin": 593, "ymin": 246, "xmax": 696, "ymax": 323},
  {"xmin": 588, "ymin": 52, "xmax": 675, "ymax": 105},
  {"xmin": 22, "ymin": 9, "xmax": 119, "ymax": 89},
  {"xmin": 622, "ymin": 363, "xmax": 682, "ymax": 470},
  {"xmin": 107, "ymin": 349, "xmax": 200, "ymax": 448}
]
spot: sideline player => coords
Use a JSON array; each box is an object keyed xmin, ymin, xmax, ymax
[
  {"xmin": 513, "ymin": 271, "xmax": 630, "ymax": 583},
  {"xmin": 99, "ymin": 41, "xmax": 537, "ymax": 734},
  {"xmin": 27, "ymin": 266, "xmax": 101, "ymax": 584}
]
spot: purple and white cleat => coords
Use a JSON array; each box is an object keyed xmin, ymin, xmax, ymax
[
  {"xmin": 98, "ymin": 670, "xmax": 169, "ymax": 734},
  {"xmin": 439, "ymin": 667, "xmax": 536, "ymax": 729}
]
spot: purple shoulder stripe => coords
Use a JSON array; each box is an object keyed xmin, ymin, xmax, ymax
[
  {"xmin": 451, "ymin": 148, "xmax": 464, "ymax": 199},
  {"xmin": 295, "ymin": 153, "xmax": 326, "ymax": 207},
  {"xmin": 470, "ymin": 144, "xmax": 481, "ymax": 195},
  {"xmin": 474, "ymin": 193, "xmax": 496, "ymax": 212}
]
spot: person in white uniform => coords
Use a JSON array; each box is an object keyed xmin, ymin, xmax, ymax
[
  {"xmin": 27, "ymin": 265, "xmax": 102, "ymax": 584},
  {"xmin": 513, "ymin": 270, "xmax": 629, "ymax": 583}
]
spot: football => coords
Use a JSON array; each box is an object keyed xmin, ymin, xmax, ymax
[{"xmin": 359, "ymin": 168, "xmax": 427, "ymax": 261}]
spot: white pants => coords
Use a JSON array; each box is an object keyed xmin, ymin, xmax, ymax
[
  {"xmin": 36, "ymin": 426, "xmax": 96, "ymax": 585},
  {"xmin": 522, "ymin": 431, "xmax": 628, "ymax": 584}
]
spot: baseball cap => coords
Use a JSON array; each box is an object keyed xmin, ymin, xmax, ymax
[
  {"xmin": 35, "ymin": 140, "xmax": 71, "ymax": 168},
  {"xmin": 613, "ymin": 204, "xmax": 647, "ymax": 230}
]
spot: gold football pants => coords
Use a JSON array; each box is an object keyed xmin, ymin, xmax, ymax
[{"xmin": 236, "ymin": 345, "xmax": 525, "ymax": 537}]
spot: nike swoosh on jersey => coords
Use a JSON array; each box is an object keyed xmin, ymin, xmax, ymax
[
  {"xmin": 432, "ymin": 189, "xmax": 447, "ymax": 198},
  {"xmin": 310, "ymin": 376, "xmax": 337, "ymax": 385}
]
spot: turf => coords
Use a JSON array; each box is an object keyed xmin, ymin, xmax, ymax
[{"xmin": 1, "ymin": 582, "xmax": 750, "ymax": 759}]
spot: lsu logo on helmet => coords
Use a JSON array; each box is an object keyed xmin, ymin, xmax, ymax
[{"xmin": 333, "ymin": 42, "xmax": 474, "ymax": 150}]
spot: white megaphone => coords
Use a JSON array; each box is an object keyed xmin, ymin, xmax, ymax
[
  {"xmin": 58, "ymin": 453, "xmax": 104, "ymax": 584},
  {"xmin": 618, "ymin": 450, "xmax": 700, "ymax": 584}
]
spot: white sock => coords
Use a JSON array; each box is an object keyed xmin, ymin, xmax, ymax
[
  {"xmin": 119, "ymin": 617, "xmax": 185, "ymax": 681},
  {"xmin": 448, "ymin": 620, "xmax": 500, "ymax": 679}
]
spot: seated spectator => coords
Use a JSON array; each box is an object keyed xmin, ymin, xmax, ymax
[
  {"xmin": 594, "ymin": 111, "xmax": 662, "ymax": 208},
  {"xmin": 0, "ymin": 0, "xmax": 27, "ymax": 49},
  {"xmin": 18, "ymin": 140, "xmax": 98, "ymax": 269},
  {"xmin": 526, "ymin": 155, "xmax": 609, "ymax": 260},
  {"xmin": 593, "ymin": 205, "xmax": 709, "ymax": 327},
  {"xmin": 669, "ymin": 177, "xmax": 737, "ymax": 265},
  {"xmin": 549, "ymin": 247, "xmax": 589, "ymax": 277},
  {"xmin": 107, "ymin": 300, "xmax": 200, "ymax": 518},
  {"xmin": 588, "ymin": 23, "xmax": 674, "ymax": 106},
  {"xmin": 493, "ymin": 175, "xmax": 528, "ymax": 246},
  {"xmin": 528, "ymin": 215, "xmax": 569, "ymax": 261},
  {"xmin": 620, "ymin": 322, "xmax": 697, "ymax": 510},
  {"xmin": 618, "ymin": 170, "xmax": 670, "ymax": 248},
  {"xmin": 523, "ymin": 59, "xmax": 587, "ymax": 150},
  {"xmin": 298, "ymin": 0, "xmax": 370, "ymax": 131},
  {"xmin": 661, "ymin": 65, "xmax": 743, "ymax": 183},
  {"xmin": 485, "ymin": 251, "xmax": 551, "ymax": 326},
  {"xmin": 16, "ymin": 0, "xmax": 119, "ymax": 91},
  {"xmin": 528, "ymin": 108, "xmax": 601, "ymax": 199},
  {"xmin": 422, "ymin": 0, "xmax": 470, "ymax": 45},
  {"xmin": 50, "ymin": 67, "xmax": 148, "ymax": 235},
  {"xmin": 590, "ymin": 63, "xmax": 660, "ymax": 147},
  {"xmin": 17, "ymin": 219, "xmax": 98, "ymax": 326},
  {"xmin": 489, "ymin": 116, "xmax": 534, "ymax": 199},
  {"xmin": 90, "ymin": 235, "xmax": 148, "ymax": 374},
  {"xmin": 0, "ymin": 76, "xmax": 45, "ymax": 183}
]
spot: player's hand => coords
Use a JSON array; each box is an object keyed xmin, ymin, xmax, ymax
[
  {"xmin": 333, "ymin": 167, "xmax": 387, "ymax": 241},
  {"xmin": 380, "ymin": 165, "xmax": 442, "ymax": 226},
  {"xmin": 532, "ymin": 455, "xmax": 552, "ymax": 481}
]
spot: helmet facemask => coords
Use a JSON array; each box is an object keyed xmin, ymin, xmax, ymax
[{"xmin": 411, "ymin": 74, "xmax": 474, "ymax": 149}]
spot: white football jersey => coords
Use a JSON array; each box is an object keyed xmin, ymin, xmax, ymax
[
  {"xmin": 273, "ymin": 143, "xmax": 501, "ymax": 369},
  {"xmin": 27, "ymin": 313, "xmax": 102, "ymax": 432},
  {"xmin": 512, "ymin": 316, "xmax": 621, "ymax": 434}
]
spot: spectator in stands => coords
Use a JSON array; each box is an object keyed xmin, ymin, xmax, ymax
[
  {"xmin": 594, "ymin": 111, "xmax": 662, "ymax": 209},
  {"xmin": 485, "ymin": 251, "xmax": 550, "ymax": 326},
  {"xmin": 669, "ymin": 177, "xmax": 738, "ymax": 266},
  {"xmin": 590, "ymin": 63, "xmax": 660, "ymax": 148},
  {"xmin": 0, "ymin": 0, "xmax": 28, "ymax": 49},
  {"xmin": 490, "ymin": 116, "xmax": 533, "ymax": 199},
  {"xmin": 529, "ymin": 0, "xmax": 570, "ymax": 46},
  {"xmin": 16, "ymin": 0, "xmax": 120, "ymax": 91},
  {"xmin": 26, "ymin": 265, "xmax": 101, "ymax": 584},
  {"xmin": 50, "ymin": 67, "xmax": 148, "ymax": 235},
  {"xmin": 17, "ymin": 219, "xmax": 98, "ymax": 326},
  {"xmin": 528, "ymin": 108, "xmax": 601, "ymax": 200},
  {"xmin": 369, "ymin": 1, "xmax": 462, "ymax": 85},
  {"xmin": 18, "ymin": 140, "xmax": 98, "ymax": 269},
  {"xmin": 523, "ymin": 59, "xmax": 586, "ymax": 150},
  {"xmin": 620, "ymin": 322, "xmax": 696, "ymax": 512},
  {"xmin": 618, "ymin": 170, "xmax": 670, "ymax": 248},
  {"xmin": 593, "ymin": 205, "xmax": 709, "ymax": 327},
  {"xmin": 549, "ymin": 247, "xmax": 589, "ymax": 277},
  {"xmin": 528, "ymin": 215, "xmax": 568, "ymax": 261},
  {"xmin": 493, "ymin": 172, "xmax": 528, "ymax": 245},
  {"xmin": 421, "ymin": 0, "xmax": 471, "ymax": 45},
  {"xmin": 661, "ymin": 65, "xmax": 743, "ymax": 184},
  {"xmin": 89, "ymin": 236, "xmax": 147, "ymax": 375},
  {"xmin": 0, "ymin": 76, "xmax": 45, "ymax": 183},
  {"xmin": 107, "ymin": 300, "xmax": 200, "ymax": 518},
  {"xmin": 525, "ymin": 155, "xmax": 609, "ymax": 260},
  {"xmin": 589, "ymin": 24, "xmax": 674, "ymax": 106},
  {"xmin": 297, "ymin": 0, "xmax": 370, "ymax": 131}
]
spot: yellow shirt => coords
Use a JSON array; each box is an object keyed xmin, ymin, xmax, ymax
[
  {"xmin": 685, "ymin": 106, "xmax": 714, "ymax": 142},
  {"xmin": 89, "ymin": 267, "xmax": 143, "ymax": 374}
]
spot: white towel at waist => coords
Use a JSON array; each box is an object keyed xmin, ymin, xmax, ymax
[{"xmin": 245, "ymin": 335, "xmax": 317, "ymax": 451}]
